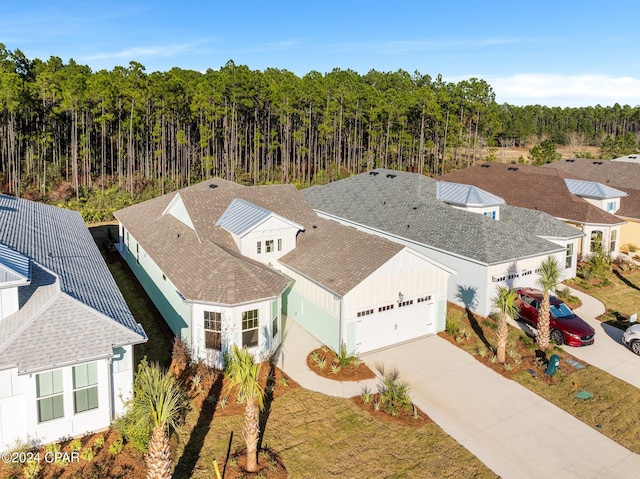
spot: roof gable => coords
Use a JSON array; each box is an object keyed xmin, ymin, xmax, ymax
[
  {"xmin": 162, "ymin": 192, "xmax": 195, "ymax": 230},
  {"xmin": 216, "ymin": 199, "xmax": 304, "ymax": 237}
]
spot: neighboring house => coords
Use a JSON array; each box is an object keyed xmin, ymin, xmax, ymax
[
  {"xmin": 438, "ymin": 163, "xmax": 626, "ymax": 258},
  {"xmin": 0, "ymin": 195, "xmax": 146, "ymax": 452},
  {"xmin": 115, "ymin": 179, "xmax": 453, "ymax": 362},
  {"xmin": 612, "ymin": 154, "xmax": 640, "ymax": 164},
  {"xmin": 541, "ymin": 158, "xmax": 640, "ymax": 248},
  {"xmin": 302, "ymin": 169, "xmax": 579, "ymax": 317}
]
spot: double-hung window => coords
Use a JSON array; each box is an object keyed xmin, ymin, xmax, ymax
[
  {"xmin": 73, "ymin": 362, "xmax": 99, "ymax": 413},
  {"xmin": 36, "ymin": 370, "xmax": 64, "ymax": 422},
  {"xmin": 265, "ymin": 240, "xmax": 274, "ymax": 253},
  {"xmin": 242, "ymin": 309, "xmax": 259, "ymax": 347},
  {"xmin": 204, "ymin": 311, "xmax": 222, "ymax": 350}
]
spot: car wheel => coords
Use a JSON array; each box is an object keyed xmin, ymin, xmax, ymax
[
  {"xmin": 630, "ymin": 340, "xmax": 640, "ymax": 356},
  {"xmin": 550, "ymin": 329, "xmax": 564, "ymax": 345}
]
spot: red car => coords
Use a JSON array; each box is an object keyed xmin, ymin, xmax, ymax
[{"xmin": 514, "ymin": 287, "xmax": 595, "ymax": 347}]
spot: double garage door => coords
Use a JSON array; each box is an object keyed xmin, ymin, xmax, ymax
[{"xmin": 355, "ymin": 298, "xmax": 436, "ymax": 353}]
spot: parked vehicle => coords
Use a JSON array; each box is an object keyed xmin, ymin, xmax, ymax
[
  {"xmin": 514, "ymin": 287, "xmax": 595, "ymax": 346},
  {"xmin": 622, "ymin": 323, "xmax": 640, "ymax": 355}
]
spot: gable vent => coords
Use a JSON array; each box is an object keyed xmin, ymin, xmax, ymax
[
  {"xmin": 386, "ymin": 174, "xmax": 396, "ymax": 178},
  {"xmin": 481, "ymin": 164, "xmax": 491, "ymax": 168},
  {"xmin": 369, "ymin": 171, "xmax": 379, "ymax": 176}
]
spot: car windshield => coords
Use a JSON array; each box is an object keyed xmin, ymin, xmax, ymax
[{"xmin": 550, "ymin": 303, "xmax": 574, "ymax": 319}]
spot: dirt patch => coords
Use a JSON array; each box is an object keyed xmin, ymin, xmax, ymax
[{"xmin": 306, "ymin": 347, "xmax": 375, "ymax": 381}]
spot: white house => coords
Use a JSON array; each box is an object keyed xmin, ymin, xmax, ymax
[
  {"xmin": 115, "ymin": 179, "xmax": 454, "ymax": 361},
  {"xmin": 303, "ymin": 169, "xmax": 584, "ymax": 317},
  {"xmin": 0, "ymin": 195, "xmax": 146, "ymax": 452}
]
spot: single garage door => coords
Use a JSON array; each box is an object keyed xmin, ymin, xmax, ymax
[{"xmin": 355, "ymin": 296, "xmax": 436, "ymax": 353}]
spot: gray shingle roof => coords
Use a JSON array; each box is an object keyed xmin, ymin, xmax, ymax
[
  {"xmin": 499, "ymin": 205, "xmax": 585, "ymax": 240},
  {"xmin": 0, "ymin": 195, "xmax": 146, "ymax": 372},
  {"xmin": 303, "ymin": 169, "xmax": 564, "ymax": 265}
]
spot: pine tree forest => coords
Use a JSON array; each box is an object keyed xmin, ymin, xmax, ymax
[{"xmin": 1, "ymin": 45, "xmax": 639, "ymax": 220}]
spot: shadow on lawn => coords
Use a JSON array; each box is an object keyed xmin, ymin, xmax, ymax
[{"xmin": 173, "ymin": 372, "xmax": 224, "ymax": 479}]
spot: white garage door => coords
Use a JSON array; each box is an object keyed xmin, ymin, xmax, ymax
[{"xmin": 355, "ymin": 297, "xmax": 436, "ymax": 353}]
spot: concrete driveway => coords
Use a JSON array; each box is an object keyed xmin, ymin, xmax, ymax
[
  {"xmin": 363, "ymin": 336, "xmax": 640, "ymax": 479},
  {"xmin": 510, "ymin": 287, "xmax": 640, "ymax": 389}
]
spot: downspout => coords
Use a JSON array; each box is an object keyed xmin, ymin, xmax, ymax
[{"xmin": 107, "ymin": 356, "xmax": 114, "ymax": 420}]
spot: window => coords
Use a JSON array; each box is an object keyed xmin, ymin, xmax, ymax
[
  {"xmin": 204, "ymin": 311, "xmax": 222, "ymax": 350},
  {"xmin": 607, "ymin": 201, "xmax": 617, "ymax": 212},
  {"xmin": 357, "ymin": 309, "xmax": 374, "ymax": 317},
  {"xmin": 566, "ymin": 243, "xmax": 574, "ymax": 269},
  {"xmin": 483, "ymin": 210, "xmax": 496, "ymax": 219},
  {"xmin": 265, "ymin": 240, "xmax": 274, "ymax": 253},
  {"xmin": 73, "ymin": 362, "xmax": 99, "ymax": 413},
  {"xmin": 398, "ymin": 300, "xmax": 414, "ymax": 308},
  {"xmin": 277, "ymin": 238, "xmax": 282, "ymax": 251},
  {"xmin": 242, "ymin": 309, "xmax": 259, "ymax": 348},
  {"xmin": 256, "ymin": 241, "xmax": 262, "ymax": 254},
  {"xmin": 272, "ymin": 315, "xmax": 278, "ymax": 338},
  {"xmin": 610, "ymin": 230, "xmax": 617, "ymax": 253},
  {"xmin": 417, "ymin": 295, "xmax": 432, "ymax": 303},
  {"xmin": 590, "ymin": 230, "xmax": 603, "ymax": 252},
  {"xmin": 378, "ymin": 304, "xmax": 394, "ymax": 312},
  {"xmin": 36, "ymin": 370, "xmax": 64, "ymax": 422}
]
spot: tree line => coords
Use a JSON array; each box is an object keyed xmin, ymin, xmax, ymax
[{"xmin": 1, "ymin": 44, "xmax": 639, "ymax": 219}]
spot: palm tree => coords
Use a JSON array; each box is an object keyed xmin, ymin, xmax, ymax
[
  {"xmin": 133, "ymin": 362, "xmax": 187, "ymax": 479},
  {"xmin": 225, "ymin": 345, "xmax": 264, "ymax": 473},
  {"xmin": 536, "ymin": 256, "xmax": 564, "ymax": 351},
  {"xmin": 492, "ymin": 286, "xmax": 518, "ymax": 363}
]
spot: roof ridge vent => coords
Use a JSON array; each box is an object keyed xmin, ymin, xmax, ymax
[
  {"xmin": 369, "ymin": 171, "xmax": 379, "ymax": 176},
  {"xmin": 386, "ymin": 174, "xmax": 396, "ymax": 178}
]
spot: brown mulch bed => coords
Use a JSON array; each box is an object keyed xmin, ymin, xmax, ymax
[
  {"xmin": 306, "ymin": 347, "xmax": 376, "ymax": 381},
  {"xmin": 352, "ymin": 395, "xmax": 431, "ymax": 426}
]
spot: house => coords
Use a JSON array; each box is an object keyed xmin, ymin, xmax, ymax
[
  {"xmin": 0, "ymin": 195, "xmax": 146, "ymax": 452},
  {"xmin": 302, "ymin": 169, "xmax": 581, "ymax": 317},
  {"xmin": 541, "ymin": 158, "xmax": 640, "ymax": 248},
  {"xmin": 114, "ymin": 178, "xmax": 453, "ymax": 361},
  {"xmin": 438, "ymin": 163, "xmax": 626, "ymax": 258}
]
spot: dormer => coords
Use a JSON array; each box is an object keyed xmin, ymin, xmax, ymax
[
  {"xmin": 436, "ymin": 181, "xmax": 506, "ymax": 220},
  {"xmin": 0, "ymin": 244, "xmax": 31, "ymax": 321},
  {"xmin": 564, "ymin": 179, "xmax": 627, "ymax": 214},
  {"xmin": 216, "ymin": 199, "xmax": 304, "ymax": 263}
]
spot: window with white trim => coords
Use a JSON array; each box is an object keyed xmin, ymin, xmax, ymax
[
  {"xmin": 204, "ymin": 311, "xmax": 222, "ymax": 350},
  {"xmin": 256, "ymin": 241, "xmax": 262, "ymax": 254},
  {"xmin": 610, "ymin": 230, "xmax": 617, "ymax": 253},
  {"xmin": 73, "ymin": 362, "xmax": 99, "ymax": 413},
  {"xmin": 36, "ymin": 370, "xmax": 64, "ymax": 422},
  {"xmin": 566, "ymin": 243, "xmax": 574, "ymax": 269},
  {"xmin": 277, "ymin": 238, "xmax": 282, "ymax": 251},
  {"xmin": 266, "ymin": 240, "xmax": 274, "ymax": 253},
  {"xmin": 272, "ymin": 315, "xmax": 278, "ymax": 338},
  {"xmin": 242, "ymin": 309, "xmax": 259, "ymax": 347}
]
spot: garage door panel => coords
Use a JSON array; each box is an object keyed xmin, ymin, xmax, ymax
[{"xmin": 355, "ymin": 300, "xmax": 435, "ymax": 353}]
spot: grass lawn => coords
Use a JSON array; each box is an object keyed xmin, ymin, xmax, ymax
[
  {"xmin": 173, "ymin": 387, "xmax": 496, "ymax": 479},
  {"xmin": 445, "ymin": 304, "xmax": 640, "ymax": 455},
  {"xmin": 565, "ymin": 268, "xmax": 640, "ymax": 327}
]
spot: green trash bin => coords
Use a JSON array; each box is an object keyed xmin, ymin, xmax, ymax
[{"xmin": 545, "ymin": 354, "xmax": 560, "ymax": 375}]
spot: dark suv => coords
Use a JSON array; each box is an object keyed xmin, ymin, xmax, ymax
[{"xmin": 514, "ymin": 287, "xmax": 595, "ymax": 346}]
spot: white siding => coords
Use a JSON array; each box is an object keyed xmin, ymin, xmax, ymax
[
  {"xmin": 1, "ymin": 358, "xmax": 116, "ymax": 452},
  {"xmin": 0, "ymin": 286, "xmax": 19, "ymax": 321},
  {"xmin": 111, "ymin": 346, "xmax": 134, "ymax": 417},
  {"xmin": 277, "ymin": 266, "xmax": 341, "ymax": 317},
  {"xmin": 240, "ymin": 216, "xmax": 299, "ymax": 264}
]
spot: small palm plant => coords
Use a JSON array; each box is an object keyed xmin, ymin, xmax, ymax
[
  {"xmin": 225, "ymin": 345, "xmax": 264, "ymax": 473},
  {"xmin": 536, "ymin": 256, "xmax": 564, "ymax": 351},
  {"xmin": 492, "ymin": 286, "xmax": 518, "ymax": 363},
  {"xmin": 131, "ymin": 362, "xmax": 187, "ymax": 479}
]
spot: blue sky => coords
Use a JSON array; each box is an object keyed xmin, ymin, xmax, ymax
[{"xmin": 2, "ymin": 0, "xmax": 639, "ymax": 107}]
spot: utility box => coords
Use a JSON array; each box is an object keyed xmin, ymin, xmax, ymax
[{"xmin": 545, "ymin": 354, "xmax": 560, "ymax": 375}]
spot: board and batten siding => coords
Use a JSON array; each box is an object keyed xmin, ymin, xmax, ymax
[{"xmin": 238, "ymin": 216, "xmax": 299, "ymax": 263}]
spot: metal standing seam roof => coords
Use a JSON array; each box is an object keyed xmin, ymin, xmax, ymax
[
  {"xmin": 0, "ymin": 194, "xmax": 146, "ymax": 338},
  {"xmin": 436, "ymin": 181, "xmax": 506, "ymax": 207},
  {"xmin": 0, "ymin": 244, "xmax": 30, "ymax": 285},
  {"xmin": 302, "ymin": 169, "xmax": 565, "ymax": 266},
  {"xmin": 564, "ymin": 178, "xmax": 627, "ymax": 199}
]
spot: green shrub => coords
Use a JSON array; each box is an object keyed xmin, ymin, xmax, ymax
[
  {"xmin": 108, "ymin": 438, "xmax": 123, "ymax": 455},
  {"xmin": 69, "ymin": 439, "xmax": 82, "ymax": 452},
  {"xmin": 375, "ymin": 364, "xmax": 413, "ymax": 417},
  {"xmin": 446, "ymin": 316, "xmax": 460, "ymax": 336}
]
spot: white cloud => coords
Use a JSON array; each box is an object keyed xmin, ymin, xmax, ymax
[
  {"xmin": 489, "ymin": 73, "xmax": 640, "ymax": 107},
  {"xmin": 82, "ymin": 43, "xmax": 197, "ymax": 63}
]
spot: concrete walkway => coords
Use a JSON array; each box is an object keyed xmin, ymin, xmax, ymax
[{"xmin": 275, "ymin": 316, "xmax": 640, "ymax": 479}]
